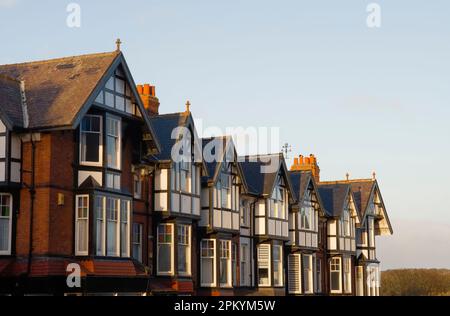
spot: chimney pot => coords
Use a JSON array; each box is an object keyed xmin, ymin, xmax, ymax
[
  {"xmin": 137, "ymin": 85, "xmax": 143, "ymax": 94},
  {"xmin": 293, "ymin": 157, "xmax": 299, "ymax": 166},
  {"xmin": 305, "ymin": 157, "xmax": 311, "ymax": 164},
  {"xmin": 299, "ymin": 155, "xmax": 304, "ymax": 164},
  {"xmin": 143, "ymin": 84, "xmax": 150, "ymax": 95}
]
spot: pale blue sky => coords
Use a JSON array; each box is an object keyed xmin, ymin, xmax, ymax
[{"xmin": 1, "ymin": 0, "xmax": 449, "ymax": 269}]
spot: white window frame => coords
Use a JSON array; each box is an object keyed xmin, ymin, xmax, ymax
[
  {"xmin": 343, "ymin": 257, "xmax": 352, "ymax": 293},
  {"xmin": 201, "ymin": 239, "xmax": 217, "ymax": 287},
  {"xmin": 273, "ymin": 244, "xmax": 284, "ymax": 287},
  {"xmin": 132, "ymin": 223, "xmax": 143, "ymax": 262},
  {"xmin": 95, "ymin": 196, "xmax": 106, "ymax": 256},
  {"xmin": 257, "ymin": 243, "xmax": 272, "ymax": 287},
  {"xmin": 177, "ymin": 224, "xmax": 191, "ymax": 277},
  {"xmin": 75, "ymin": 195, "xmax": 89, "ymax": 256},
  {"xmin": 120, "ymin": 200, "xmax": 131, "ymax": 257},
  {"xmin": 0, "ymin": 193, "xmax": 13, "ymax": 255},
  {"xmin": 157, "ymin": 223, "xmax": 174, "ymax": 276},
  {"xmin": 303, "ymin": 254, "xmax": 314, "ymax": 293},
  {"xmin": 219, "ymin": 240, "xmax": 232, "ymax": 288},
  {"xmin": 106, "ymin": 115, "xmax": 121, "ymax": 170},
  {"xmin": 80, "ymin": 115, "xmax": 103, "ymax": 167},
  {"xmin": 330, "ymin": 257, "xmax": 342, "ymax": 294}
]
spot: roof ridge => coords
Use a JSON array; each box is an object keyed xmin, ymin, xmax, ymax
[
  {"xmin": 321, "ymin": 178, "xmax": 374, "ymax": 185},
  {"xmin": 241, "ymin": 153, "xmax": 282, "ymax": 159},
  {"xmin": 0, "ymin": 51, "xmax": 119, "ymax": 68}
]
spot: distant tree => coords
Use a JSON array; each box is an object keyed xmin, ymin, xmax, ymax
[{"xmin": 381, "ymin": 269, "xmax": 450, "ymax": 296}]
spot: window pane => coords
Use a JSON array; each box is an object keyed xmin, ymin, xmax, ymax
[
  {"xmin": 95, "ymin": 196, "xmax": 104, "ymax": 255},
  {"xmin": 0, "ymin": 218, "xmax": 10, "ymax": 251},
  {"xmin": 107, "ymin": 198, "xmax": 118, "ymax": 256}
]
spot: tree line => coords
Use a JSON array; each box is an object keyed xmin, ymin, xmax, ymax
[{"xmin": 381, "ymin": 269, "xmax": 450, "ymax": 296}]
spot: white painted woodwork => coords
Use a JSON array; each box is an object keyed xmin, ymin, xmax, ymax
[
  {"xmin": 288, "ymin": 254, "xmax": 302, "ymax": 294},
  {"xmin": 78, "ymin": 170, "xmax": 103, "ymax": 186},
  {"xmin": 0, "ymin": 119, "xmax": 5, "ymax": 133},
  {"xmin": 200, "ymin": 209, "xmax": 209, "ymax": 227},
  {"xmin": 155, "ymin": 169, "xmax": 168, "ymax": 191},
  {"xmin": 155, "ymin": 192, "xmax": 168, "ymax": 211},
  {"xmin": 0, "ymin": 162, "xmax": 5, "ymax": 182},
  {"xmin": 171, "ymin": 192, "xmax": 179, "ymax": 212},
  {"xmin": 255, "ymin": 217, "xmax": 265, "ymax": 235},
  {"xmin": 11, "ymin": 134, "xmax": 21, "ymax": 159},
  {"xmin": 0, "ymin": 136, "xmax": 5, "ymax": 158},
  {"xmin": 10, "ymin": 162, "xmax": 20, "ymax": 182},
  {"xmin": 192, "ymin": 197, "xmax": 200, "ymax": 215},
  {"xmin": 181, "ymin": 195, "xmax": 190, "ymax": 213}
]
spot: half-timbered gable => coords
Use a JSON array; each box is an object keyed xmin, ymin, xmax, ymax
[
  {"xmin": 287, "ymin": 171, "xmax": 326, "ymax": 295},
  {"xmin": 197, "ymin": 136, "xmax": 247, "ymax": 294},
  {"xmin": 318, "ymin": 182, "xmax": 361, "ymax": 295},
  {"xmin": 0, "ymin": 75, "xmax": 24, "ymax": 256},
  {"xmin": 239, "ymin": 153, "xmax": 294, "ymax": 294},
  {"xmin": 0, "ymin": 50, "xmax": 161, "ymax": 294},
  {"xmin": 341, "ymin": 178, "xmax": 393, "ymax": 296},
  {"xmin": 146, "ymin": 110, "xmax": 206, "ymax": 294}
]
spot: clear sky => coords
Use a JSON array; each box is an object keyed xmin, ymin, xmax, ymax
[{"xmin": 1, "ymin": 0, "xmax": 449, "ymax": 269}]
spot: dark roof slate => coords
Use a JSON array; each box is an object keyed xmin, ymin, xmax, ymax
[
  {"xmin": 0, "ymin": 51, "xmax": 119, "ymax": 129},
  {"xmin": 317, "ymin": 183, "xmax": 350, "ymax": 217},
  {"xmin": 0, "ymin": 74, "xmax": 23, "ymax": 128}
]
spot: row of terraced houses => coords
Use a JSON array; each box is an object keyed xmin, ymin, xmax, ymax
[{"xmin": 0, "ymin": 47, "xmax": 393, "ymax": 296}]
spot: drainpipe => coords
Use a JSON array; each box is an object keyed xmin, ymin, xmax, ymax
[{"xmin": 26, "ymin": 133, "xmax": 36, "ymax": 277}]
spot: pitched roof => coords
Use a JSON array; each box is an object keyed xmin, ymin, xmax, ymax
[
  {"xmin": 0, "ymin": 74, "xmax": 23, "ymax": 128},
  {"xmin": 147, "ymin": 112, "xmax": 190, "ymax": 161},
  {"xmin": 0, "ymin": 51, "xmax": 119, "ymax": 129},
  {"xmin": 317, "ymin": 183, "xmax": 351, "ymax": 217},
  {"xmin": 240, "ymin": 153, "xmax": 293, "ymax": 197},
  {"xmin": 289, "ymin": 170, "xmax": 312, "ymax": 202},
  {"xmin": 320, "ymin": 179, "xmax": 376, "ymax": 218},
  {"xmin": 201, "ymin": 136, "xmax": 248, "ymax": 191}
]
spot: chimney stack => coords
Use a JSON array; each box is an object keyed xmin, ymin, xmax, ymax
[
  {"xmin": 290, "ymin": 153, "xmax": 321, "ymax": 183},
  {"xmin": 136, "ymin": 83, "xmax": 159, "ymax": 116}
]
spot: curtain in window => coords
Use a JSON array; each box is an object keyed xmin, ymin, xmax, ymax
[
  {"xmin": 76, "ymin": 196, "xmax": 89, "ymax": 254},
  {"xmin": 120, "ymin": 200, "xmax": 129, "ymax": 257},
  {"xmin": 0, "ymin": 194, "xmax": 11, "ymax": 252},
  {"xmin": 219, "ymin": 240, "xmax": 231, "ymax": 286},
  {"xmin": 107, "ymin": 198, "xmax": 118, "ymax": 256},
  {"xmin": 257, "ymin": 244, "xmax": 271, "ymax": 286},
  {"xmin": 106, "ymin": 117, "xmax": 120, "ymax": 169},
  {"xmin": 177, "ymin": 225, "xmax": 190, "ymax": 275},
  {"xmin": 157, "ymin": 224, "xmax": 173, "ymax": 273},
  {"xmin": 273, "ymin": 245, "xmax": 283, "ymax": 286},
  {"xmin": 201, "ymin": 240, "xmax": 215, "ymax": 286},
  {"xmin": 95, "ymin": 196, "xmax": 105, "ymax": 256}
]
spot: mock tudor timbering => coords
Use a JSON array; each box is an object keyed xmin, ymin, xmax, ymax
[{"xmin": 0, "ymin": 49, "xmax": 393, "ymax": 296}]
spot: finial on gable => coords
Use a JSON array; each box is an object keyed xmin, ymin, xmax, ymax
[
  {"xmin": 116, "ymin": 38, "xmax": 122, "ymax": 51},
  {"xmin": 346, "ymin": 172, "xmax": 350, "ymax": 181},
  {"xmin": 185, "ymin": 100, "xmax": 191, "ymax": 114},
  {"xmin": 372, "ymin": 171, "xmax": 376, "ymax": 180}
]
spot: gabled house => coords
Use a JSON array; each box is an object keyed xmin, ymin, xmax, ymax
[
  {"xmin": 287, "ymin": 165, "xmax": 326, "ymax": 295},
  {"xmin": 0, "ymin": 50, "xmax": 161, "ymax": 295},
  {"xmin": 317, "ymin": 182, "xmax": 361, "ymax": 295},
  {"xmin": 145, "ymin": 106, "xmax": 207, "ymax": 295},
  {"xmin": 198, "ymin": 136, "xmax": 247, "ymax": 295},
  {"xmin": 332, "ymin": 178, "xmax": 393, "ymax": 296},
  {"xmin": 239, "ymin": 153, "xmax": 294, "ymax": 296}
]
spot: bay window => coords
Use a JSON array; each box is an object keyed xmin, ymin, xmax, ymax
[
  {"xmin": 219, "ymin": 240, "xmax": 232, "ymax": 287},
  {"xmin": 0, "ymin": 194, "xmax": 12, "ymax": 255},
  {"xmin": 177, "ymin": 224, "xmax": 191, "ymax": 276},
  {"xmin": 95, "ymin": 196, "xmax": 106, "ymax": 256},
  {"xmin": 201, "ymin": 239, "xmax": 216, "ymax": 287},
  {"xmin": 315, "ymin": 258, "xmax": 322, "ymax": 293},
  {"xmin": 75, "ymin": 195, "xmax": 89, "ymax": 255},
  {"xmin": 343, "ymin": 257, "xmax": 352, "ymax": 293},
  {"xmin": 157, "ymin": 223, "xmax": 174, "ymax": 275},
  {"xmin": 80, "ymin": 115, "xmax": 102, "ymax": 166},
  {"xmin": 240, "ymin": 242, "xmax": 250, "ymax": 286},
  {"xmin": 132, "ymin": 223, "xmax": 143, "ymax": 262},
  {"xmin": 330, "ymin": 257, "xmax": 342, "ymax": 293},
  {"xmin": 120, "ymin": 200, "xmax": 130, "ymax": 257},
  {"xmin": 93, "ymin": 196, "xmax": 130, "ymax": 258},
  {"xmin": 273, "ymin": 244, "xmax": 283, "ymax": 286},
  {"xmin": 257, "ymin": 244, "xmax": 271, "ymax": 286},
  {"xmin": 106, "ymin": 116, "xmax": 121, "ymax": 169},
  {"xmin": 303, "ymin": 254, "xmax": 313, "ymax": 293},
  {"xmin": 106, "ymin": 197, "xmax": 119, "ymax": 256}
]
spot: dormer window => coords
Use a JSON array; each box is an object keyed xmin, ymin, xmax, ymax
[{"xmin": 80, "ymin": 115, "xmax": 102, "ymax": 166}]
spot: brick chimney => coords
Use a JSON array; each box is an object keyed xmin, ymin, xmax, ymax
[
  {"xmin": 291, "ymin": 154, "xmax": 321, "ymax": 183},
  {"xmin": 136, "ymin": 84, "xmax": 159, "ymax": 116}
]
